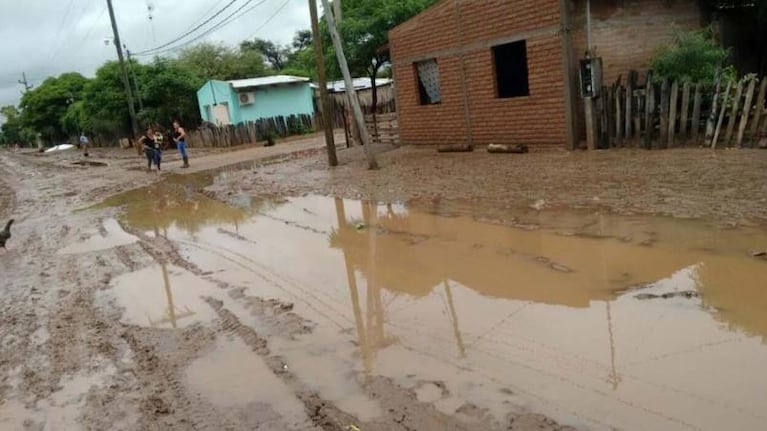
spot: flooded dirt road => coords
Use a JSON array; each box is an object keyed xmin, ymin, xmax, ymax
[{"xmin": 1, "ymin": 146, "xmax": 767, "ymax": 430}]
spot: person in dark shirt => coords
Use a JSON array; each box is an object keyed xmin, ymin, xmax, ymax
[
  {"xmin": 173, "ymin": 120, "xmax": 189, "ymax": 168},
  {"xmin": 138, "ymin": 128, "xmax": 162, "ymax": 171}
]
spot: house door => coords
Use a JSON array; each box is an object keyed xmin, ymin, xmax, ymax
[{"xmin": 213, "ymin": 103, "xmax": 231, "ymax": 125}]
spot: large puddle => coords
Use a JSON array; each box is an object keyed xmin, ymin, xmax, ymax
[{"xmin": 98, "ymin": 176, "xmax": 767, "ymax": 431}]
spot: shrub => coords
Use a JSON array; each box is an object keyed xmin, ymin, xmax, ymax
[{"xmin": 651, "ymin": 27, "xmax": 731, "ymax": 84}]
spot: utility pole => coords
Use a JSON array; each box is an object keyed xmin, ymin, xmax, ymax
[
  {"xmin": 106, "ymin": 0, "xmax": 139, "ymax": 138},
  {"xmin": 125, "ymin": 47, "xmax": 144, "ymax": 112},
  {"xmin": 309, "ymin": 0, "xmax": 338, "ymax": 166},
  {"xmin": 18, "ymin": 72, "xmax": 33, "ymax": 93},
  {"xmin": 333, "ymin": 0, "xmax": 342, "ymax": 23},
  {"xmin": 332, "ymin": 0, "xmax": 360, "ymax": 148},
  {"xmin": 320, "ymin": 0, "xmax": 378, "ymax": 169}
]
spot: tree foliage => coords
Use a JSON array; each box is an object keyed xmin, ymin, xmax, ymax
[
  {"xmin": 650, "ymin": 28, "xmax": 731, "ymax": 83},
  {"xmin": 240, "ymin": 38, "xmax": 290, "ymax": 71},
  {"xmin": 18, "ymin": 72, "xmax": 88, "ymax": 141}
]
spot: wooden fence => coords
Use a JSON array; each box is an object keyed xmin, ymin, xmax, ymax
[
  {"xmin": 187, "ymin": 114, "xmax": 315, "ymax": 148},
  {"xmin": 591, "ymin": 72, "xmax": 767, "ymax": 149},
  {"xmin": 365, "ymin": 112, "xmax": 400, "ymax": 146}
]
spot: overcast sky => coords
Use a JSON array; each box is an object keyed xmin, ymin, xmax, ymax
[{"xmin": 0, "ymin": 0, "xmax": 312, "ymax": 111}]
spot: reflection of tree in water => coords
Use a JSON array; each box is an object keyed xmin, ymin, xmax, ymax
[{"xmin": 99, "ymin": 175, "xmax": 255, "ymax": 235}]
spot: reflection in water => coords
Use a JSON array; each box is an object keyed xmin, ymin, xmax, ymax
[
  {"xmin": 148, "ymin": 262, "xmax": 196, "ymax": 328},
  {"xmin": 102, "ymin": 187, "xmax": 767, "ymax": 431},
  {"xmin": 97, "ymin": 174, "xmax": 250, "ymax": 235}
]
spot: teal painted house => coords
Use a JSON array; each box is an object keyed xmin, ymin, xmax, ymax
[{"xmin": 197, "ymin": 75, "xmax": 314, "ymax": 126}]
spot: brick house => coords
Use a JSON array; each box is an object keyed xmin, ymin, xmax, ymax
[{"xmin": 388, "ymin": 0, "xmax": 703, "ymax": 148}]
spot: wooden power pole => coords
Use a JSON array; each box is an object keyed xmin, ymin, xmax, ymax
[
  {"xmin": 309, "ymin": 0, "xmax": 338, "ymax": 167},
  {"xmin": 320, "ymin": 0, "xmax": 378, "ymax": 169},
  {"xmin": 107, "ymin": 0, "xmax": 140, "ymax": 138}
]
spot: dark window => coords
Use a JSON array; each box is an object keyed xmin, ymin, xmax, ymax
[
  {"xmin": 415, "ymin": 59, "xmax": 441, "ymax": 105},
  {"xmin": 493, "ymin": 40, "xmax": 530, "ymax": 98}
]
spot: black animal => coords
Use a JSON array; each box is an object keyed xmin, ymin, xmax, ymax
[{"xmin": 0, "ymin": 219, "xmax": 14, "ymax": 248}]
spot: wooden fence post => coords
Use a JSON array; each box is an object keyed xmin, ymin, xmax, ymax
[
  {"xmin": 691, "ymin": 83, "xmax": 702, "ymax": 145},
  {"xmin": 712, "ymin": 80, "xmax": 733, "ymax": 149},
  {"xmin": 644, "ymin": 74, "xmax": 655, "ymax": 149},
  {"xmin": 616, "ymin": 86, "xmax": 623, "ymax": 146},
  {"xmin": 737, "ymin": 77, "xmax": 757, "ymax": 148},
  {"xmin": 749, "ymin": 78, "xmax": 767, "ymax": 147},
  {"xmin": 660, "ymin": 79, "xmax": 670, "ymax": 148},
  {"xmin": 625, "ymin": 70, "xmax": 636, "ymax": 144},
  {"xmin": 724, "ymin": 78, "xmax": 744, "ymax": 147},
  {"xmin": 668, "ymin": 80, "xmax": 679, "ymax": 147},
  {"xmin": 679, "ymin": 81, "xmax": 691, "ymax": 142}
]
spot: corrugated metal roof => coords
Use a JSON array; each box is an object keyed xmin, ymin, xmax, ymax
[
  {"xmin": 325, "ymin": 78, "xmax": 393, "ymax": 92},
  {"xmin": 228, "ymin": 75, "xmax": 310, "ymax": 89}
]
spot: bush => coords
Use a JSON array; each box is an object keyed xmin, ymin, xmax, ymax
[{"xmin": 650, "ymin": 27, "xmax": 731, "ymax": 84}]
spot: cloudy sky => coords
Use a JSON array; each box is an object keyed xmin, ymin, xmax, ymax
[{"xmin": 0, "ymin": 0, "xmax": 312, "ymax": 110}]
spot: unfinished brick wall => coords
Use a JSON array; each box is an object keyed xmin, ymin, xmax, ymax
[
  {"xmin": 389, "ymin": 0, "xmax": 567, "ymax": 147},
  {"xmin": 570, "ymin": 0, "xmax": 703, "ymax": 85}
]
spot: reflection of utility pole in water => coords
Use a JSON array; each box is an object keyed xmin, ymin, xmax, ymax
[
  {"xmin": 148, "ymin": 262, "xmax": 196, "ymax": 328},
  {"xmin": 444, "ymin": 281, "xmax": 467, "ymax": 359},
  {"xmin": 606, "ymin": 301, "xmax": 622, "ymax": 390},
  {"xmin": 362, "ymin": 201, "xmax": 386, "ymax": 348},
  {"xmin": 598, "ymin": 213, "xmax": 622, "ymax": 390},
  {"xmin": 335, "ymin": 198, "xmax": 373, "ymax": 373}
]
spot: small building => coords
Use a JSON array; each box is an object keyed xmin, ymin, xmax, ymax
[
  {"xmin": 197, "ymin": 75, "xmax": 314, "ymax": 126},
  {"xmin": 388, "ymin": 0, "xmax": 703, "ymax": 148},
  {"xmin": 326, "ymin": 78, "xmax": 395, "ymax": 107}
]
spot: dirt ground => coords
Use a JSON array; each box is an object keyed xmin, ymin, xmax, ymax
[{"xmin": 1, "ymin": 135, "xmax": 766, "ymax": 431}]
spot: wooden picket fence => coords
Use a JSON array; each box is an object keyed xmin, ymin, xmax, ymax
[
  {"xmin": 365, "ymin": 112, "xmax": 400, "ymax": 146},
  {"xmin": 187, "ymin": 114, "xmax": 316, "ymax": 148},
  {"xmin": 591, "ymin": 72, "xmax": 767, "ymax": 149}
]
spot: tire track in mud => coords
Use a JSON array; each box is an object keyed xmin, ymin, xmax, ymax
[
  {"xmin": 202, "ymin": 297, "xmax": 494, "ymax": 431},
  {"xmin": 118, "ymin": 325, "xmax": 247, "ymax": 431}
]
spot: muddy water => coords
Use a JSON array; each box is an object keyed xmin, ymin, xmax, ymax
[{"xmin": 100, "ymin": 180, "xmax": 767, "ymax": 431}]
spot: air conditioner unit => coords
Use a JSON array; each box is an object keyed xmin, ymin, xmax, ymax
[{"xmin": 239, "ymin": 92, "xmax": 255, "ymax": 105}]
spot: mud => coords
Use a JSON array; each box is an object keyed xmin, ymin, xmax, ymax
[{"xmin": 2, "ymin": 141, "xmax": 767, "ymax": 431}]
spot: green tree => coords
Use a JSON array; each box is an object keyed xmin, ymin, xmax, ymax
[
  {"xmin": 1, "ymin": 105, "xmax": 34, "ymax": 145},
  {"xmin": 240, "ymin": 38, "xmax": 290, "ymax": 71},
  {"xmin": 650, "ymin": 28, "xmax": 731, "ymax": 84},
  {"xmin": 321, "ymin": 0, "xmax": 438, "ymax": 109},
  {"xmin": 176, "ymin": 42, "xmax": 267, "ymax": 81},
  {"xmin": 140, "ymin": 58, "xmax": 204, "ymax": 126},
  {"xmin": 82, "ymin": 61, "xmax": 133, "ymax": 137},
  {"xmin": 18, "ymin": 72, "xmax": 88, "ymax": 142}
]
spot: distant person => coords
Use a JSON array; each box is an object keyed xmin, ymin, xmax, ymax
[
  {"xmin": 79, "ymin": 133, "xmax": 90, "ymax": 157},
  {"xmin": 173, "ymin": 120, "xmax": 189, "ymax": 168},
  {"xmin": 138, "ymin": 128, "xmax": 161, "ymax": 171}
]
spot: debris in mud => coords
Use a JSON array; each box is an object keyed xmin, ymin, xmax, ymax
[
  {"xmin": 72, "ymin": 161, "xmax": 108, "ymax": 167},
  {"xmin": 750, "ymin": 250, "xmax": 766, "ymax": 259},
  {"xmin": 634, "ymin": 291, "xmax": 699, "ymax": 300}
]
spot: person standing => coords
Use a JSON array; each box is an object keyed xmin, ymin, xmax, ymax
[
  {"xmin": 173, "ymin": 120, "xmax": 189, "ymax": 168},
  {"xmin": 138, "ymin": 128, "xmax": 161, "ymax": 171},
  {"xmin": 79, "ymin": 133, "xmax": 90, "ymax": 157}
]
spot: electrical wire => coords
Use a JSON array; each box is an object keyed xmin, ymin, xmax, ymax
[
  {"xmin": 133, "ymin": 0, "xmax": 243, "ymax": 55},
  {"xmin": 136, "ymin": 0, "xmax": 280, "ymax": 57}
]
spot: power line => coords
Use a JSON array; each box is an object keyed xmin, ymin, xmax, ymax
[
  {"xmin": 136, "ymin": 0, "xmax": 275, "ymax": 57},
  {"xmin": 133, "ymin": 0, "xmax": 242, "ymax": 55},
  {"xmin": 244, "ymin": 0, "xmax": 292, "ymax": 40}
]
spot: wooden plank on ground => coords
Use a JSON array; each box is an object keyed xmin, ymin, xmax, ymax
[
  {"xmin": 737, "ymin": 77, "xmax": 757, "ymax": 148},
  {"xmin": 680, "ymin": 81, "xmax": 691, "ymax": 141},
  {"xmin": 691, "ymin": 83, "xmax": 703, "ymax": 145},
  {"xmin": 668, "ymin": 80, "xmax": 679, "ymax": 147},
  {"xmin": 660, "ymin": 80, "xmax": 670, "ymax": 148},
  {"xmin": 724, "ymin": 79, "xmax": 744, "ymax": 147},
  {"xmin": 750, "ymin": 78, "xmax": 767, "ymax": 146},
  {"xmin": 712, "ymin": 80, "xmax": 733, "ymax": 149}
]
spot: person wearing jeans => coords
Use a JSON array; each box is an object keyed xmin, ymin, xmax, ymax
[{"xmin": 173, "ymin": 120, "xmax": 189, "ymax": 168}]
